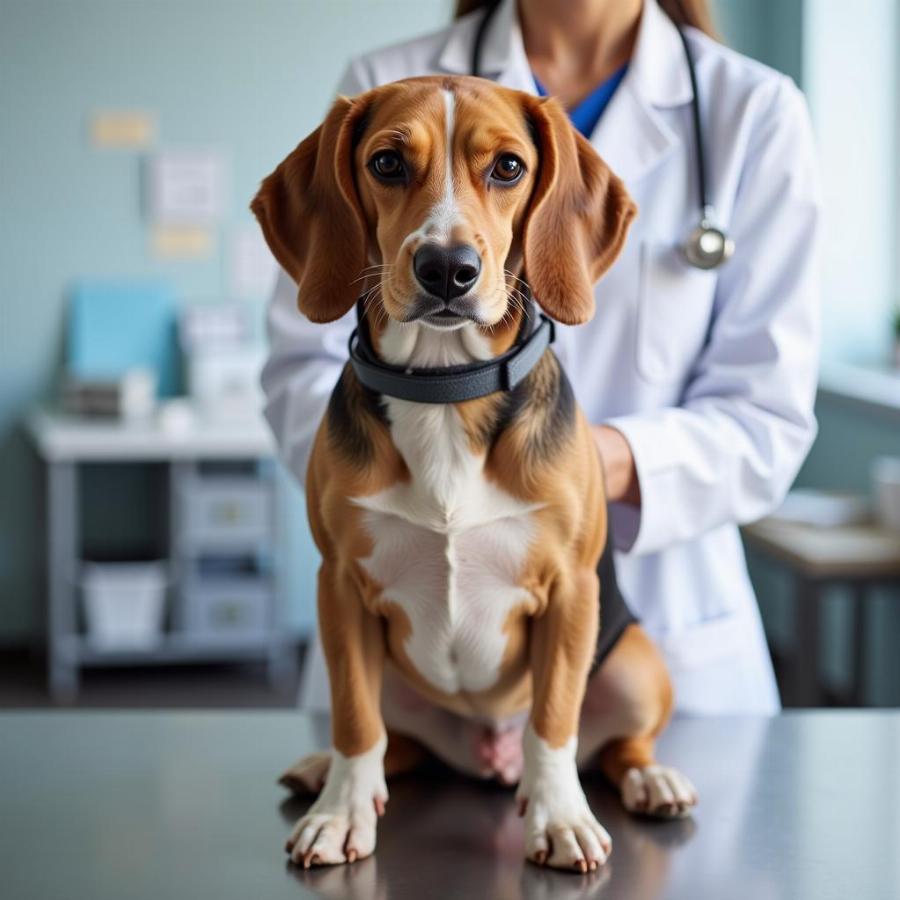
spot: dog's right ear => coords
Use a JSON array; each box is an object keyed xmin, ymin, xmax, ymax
[
  {"xmin": 251, "ymin": 95, "xmax": 369, "ymax": 323},
  {"xmin": 521, "ymin": 95, "xmax": 636, "ymax": 326}
]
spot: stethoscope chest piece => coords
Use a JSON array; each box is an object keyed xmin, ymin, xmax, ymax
[{"xmin": 683, "ymin": 210, "xmax": 735, "ymax": 270}]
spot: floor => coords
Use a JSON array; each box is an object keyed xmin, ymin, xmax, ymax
[
  {"xmin": 0, "ymin": 645, "xmax": 306, "ymax": 709},
  {"xmin": 0, "ymin": 643, "xmax": 851, "ymax": 710}
]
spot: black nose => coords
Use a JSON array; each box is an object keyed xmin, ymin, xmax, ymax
[{"xmin": 413, "ymin": 243, "xmax": 481, "ymax": 300}]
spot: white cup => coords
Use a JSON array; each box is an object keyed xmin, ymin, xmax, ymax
[{"xmin": 871, "ymin": 456, "xmax": 900, "ymax": 532}]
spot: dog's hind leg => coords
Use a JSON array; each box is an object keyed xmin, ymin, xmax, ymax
[
  {"xmin": 581, "ymin": 625, "xmax": 697, "ymax": 819},
  {"xmin": 279, "ymin": 730, "xmax": 429, "ymax": 795}
]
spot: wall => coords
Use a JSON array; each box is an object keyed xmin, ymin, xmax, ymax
[
  {"xmin": 0, "ymin": 0, "xmax": 451, "ymax": 642},
  {"xmin": 717, "ymin": 0, "xmax": 804, "ymax": 85},
  {"xmin": 802, "ymin": 0, "xmax": 899, "ymax": 364}
]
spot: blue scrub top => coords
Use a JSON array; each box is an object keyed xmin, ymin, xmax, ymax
[{"xmin": 533, "ymin": 63, "xmax": 628, "ymax": 138}]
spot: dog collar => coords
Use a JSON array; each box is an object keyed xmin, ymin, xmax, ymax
[{"xmin": 348, "ymin": 299, "xmax": 555, "ymax": 405}]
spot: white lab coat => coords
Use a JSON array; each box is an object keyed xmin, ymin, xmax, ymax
[{"xmin": 263, "ymin": 0, "xmax": 821, "ymax": 714}]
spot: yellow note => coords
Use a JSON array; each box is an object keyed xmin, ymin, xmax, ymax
[
  {"xmin": 90, "ymin": 110, "xmax": 156, "ymax": 149},
  {"xmin": 150, "ymin": 225, "xmax": 215, "ymax": 260}
]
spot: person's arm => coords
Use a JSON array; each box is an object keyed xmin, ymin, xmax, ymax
[
  {"xmin": 260, "ymin": 58, "xmax": 374, "ymax": 487},
  {"xmin": 593, "ymin": 424, "xmax": 640, "ymax": 505},
  {"xmin": 599, "ymin": 77, "xmax": 821, "ymax": 555}
]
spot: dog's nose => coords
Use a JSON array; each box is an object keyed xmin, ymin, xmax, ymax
[{"xmin": 413, "ymin": 244, "xmax": 481, "ymax": 300}]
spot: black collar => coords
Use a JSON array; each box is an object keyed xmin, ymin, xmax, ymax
[{"xmin": 348, "ymin": 298, "xmax": 555, "ymax": 404}]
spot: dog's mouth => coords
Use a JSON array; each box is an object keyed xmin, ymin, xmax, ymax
[
  {"xmin": 404, "ymin": 294, "xmax": 484, "ymax": 329},
  {"xmin": 423, "ymin": 309, "xmax": 468, "ymax": 329}
]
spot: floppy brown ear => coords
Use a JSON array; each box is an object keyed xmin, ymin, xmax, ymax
[
  {"xmin": 522, "ymin": 96, "xmax": 637, "ymax": 325},
  {"xmin": 250, "ymin": 95, "xmax": 369, "ymax": 323}
]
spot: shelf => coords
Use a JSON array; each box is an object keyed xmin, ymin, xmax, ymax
[
  {"xmin": 818, "ymin": 363, "xmax": 900, "ymax": 419},
  {"xmin": 59, "ymin": 632, "xmax": 292, "ymax": 667},
  {"xmin": 28, "ymin": 407, "xmax": 275, "ymax": 463}
]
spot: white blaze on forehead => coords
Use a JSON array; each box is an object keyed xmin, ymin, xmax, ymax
[{"xmin": 402, "ymin": 88, "xmax": 461, "ymax": 248}]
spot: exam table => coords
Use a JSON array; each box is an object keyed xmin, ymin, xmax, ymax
[{"xmin": 2, "ymin": 711, "xmax": 896, "ymax": 900}]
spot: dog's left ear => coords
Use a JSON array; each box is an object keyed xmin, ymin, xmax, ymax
[
  {"xmin": 521, "ymin": 96, "xmax": 637, "ymax": 325},
  {"xmin": 250, "ymin": 95, "xmax": 369, "ymax": 323}
]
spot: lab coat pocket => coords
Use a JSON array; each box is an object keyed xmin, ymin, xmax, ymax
[
  {"xmin": 656, "ymin": 610, "xmax": 750, "ymax": 672},
  {"xmin": 636, "ymin": 241, "xmax": 717, "ymax": 384}
]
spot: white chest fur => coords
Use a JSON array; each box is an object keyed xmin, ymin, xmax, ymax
[{"xmin": 352, "ymin": 322, "xmax": 539, "ymax": 695}]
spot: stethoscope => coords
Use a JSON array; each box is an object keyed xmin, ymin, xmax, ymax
[{"xmin": 471, "ymin": 1, "xmax": 735, "ymax": 270}]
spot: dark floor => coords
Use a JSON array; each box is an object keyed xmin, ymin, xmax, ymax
[
  {"xmin": 0, "ymin": 643, "xmax": 851, "ymax": 710},
  {"xmin": 0, "ymin": 645, "xmax": 306, "ymax": 709}
]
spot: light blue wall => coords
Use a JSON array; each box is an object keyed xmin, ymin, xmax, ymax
[
  {"xmin": 0, "ymin": 0, "xmax": 451, "ymax": 641},
  {"xmin": 803, "ymin": 0, "xmax": 899, "ymax": 365},
  {"xmin": 717, "ymin": 0, "xmax": 804, "ymax": 85}
]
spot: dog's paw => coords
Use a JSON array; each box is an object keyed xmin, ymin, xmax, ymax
[
  {"xmin": 518, "ymin": 795, "xmax": 612, "ymax": 873},
  {"xmin": 286, "ymin": 801, "xmax": 381, "ymax": 867},
  {"xmin": 279, "ymin": 751, "xmax": 331, "ymax": 794},
  {"xmin": 284, "ymin": 738, "xmax": 388, "ymax": 867},
  {"xmin": 516, "ymin": 724, "xmax": 611, "ymax": 872},
  {"xmin": 621, "ymin": 765, "xmax": 697, "ymax": 819}
]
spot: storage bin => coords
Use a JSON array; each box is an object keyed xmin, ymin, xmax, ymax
[
  {"xmin": 872, "ymin": 456, "xmax": 900, "ymax": 532},
  {"xmin": 180, "ymin": 477, "xmax": 272, "ymax": 549},
  {"xmin": 180, "ymin": 577, "xmax": 271, "ymax": 643},
  {"xmin": 82, "ymin": 561, "xmax": 167, "ymax": 649}
]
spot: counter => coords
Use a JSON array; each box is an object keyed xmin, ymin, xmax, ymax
[{"xmin": 2, "ymin": 711, "xmax": 897, "ymax": 899}]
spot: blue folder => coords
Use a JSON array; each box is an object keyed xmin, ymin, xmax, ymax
[{"xmin": 67, "ymin": 281, "xmax": 179, "ymax": 396}]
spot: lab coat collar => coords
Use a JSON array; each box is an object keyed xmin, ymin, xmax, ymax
[
  {"xmin": 436, "ymin": 0, "xmax": 692, "ymax": 183},
  {"xmin": 436, "ymin": 0, "xmax": 692, "ymax": 107},
  {"xmin": 436, "ymin": 0, "xmax": 524, "ymax": 84},
  {"xmin": 627, "ymin": 0, "xmax": 694, "ymax": 108}
]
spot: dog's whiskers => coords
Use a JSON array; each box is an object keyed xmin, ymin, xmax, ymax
[{"xmin": 350, "ymin": 264, "xmax": 393, "ymax": 287}]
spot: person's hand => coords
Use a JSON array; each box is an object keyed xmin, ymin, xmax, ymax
[{"xmin": 592, "ymin": 425, "xmax": 640, "ymax": 506}]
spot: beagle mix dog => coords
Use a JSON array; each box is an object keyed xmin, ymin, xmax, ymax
[{"xmin": 252, "ymin": 75, "xmax": 697, "ymax": 874}]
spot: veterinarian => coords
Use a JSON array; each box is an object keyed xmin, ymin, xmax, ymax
[{"xmin": 263, "ymin": 0, "xmax": 821, "ymax": 716}]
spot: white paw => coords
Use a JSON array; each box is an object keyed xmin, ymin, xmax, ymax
[
  {"xmin": 285, "ymin": 737, "xmax": 388, "ymax": 868},
  {"xmin": 516, "ymin": 724, "xmax": 611, "ymax": 873},
  {"xmin": 519, "ymin": 796, "xmax": 612, "ymax": 872},
  {"xmin": 286, "ymin": 802, "xmax": 380, "ymax": 867},
  {"xmin": 621, "ymin": 765, "xmax": 697, "ymax": 819}
]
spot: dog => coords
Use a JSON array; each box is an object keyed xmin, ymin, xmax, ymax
[{"xmin": 252, "ymin": 75, "xmax": 697, "ymax": 873}]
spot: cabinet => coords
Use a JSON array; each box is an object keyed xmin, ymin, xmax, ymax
[{"xmin": 28, "ymin": 409, "xmax": 297, "ymax": 702}]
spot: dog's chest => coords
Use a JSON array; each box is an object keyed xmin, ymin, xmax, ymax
[{"xmin": 353, "ymin": 397, "xmax": 538, "ymax": 696}]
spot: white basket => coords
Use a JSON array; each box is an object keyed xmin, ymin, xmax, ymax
[{"xmin": 82, "ymin": 562, "xmax": 168, "ymax": 650}]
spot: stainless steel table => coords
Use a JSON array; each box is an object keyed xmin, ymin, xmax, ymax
[{"xmin": 2, "ymin": 711, "xmax": 898, "ymax": 900}]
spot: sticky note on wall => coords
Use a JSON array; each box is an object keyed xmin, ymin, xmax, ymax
[
  {"xmin": 150, "ymin": 225, "xmax": 215, "ymax": 260},
  {"xmin": 90, "ymin": 110, "xmax": 156, "ymax": 149}
]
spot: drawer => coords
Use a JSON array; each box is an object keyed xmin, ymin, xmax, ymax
[
  {"xmin": 180, "ymin": 477, "xmax": 273, "ymax": 548},
  {"xmin": 180, "ymin": 577, "xmax": 271, "ymax": 642}
]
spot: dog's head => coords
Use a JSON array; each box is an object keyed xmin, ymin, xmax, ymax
[{"xmin": 251, "ymin": 76, "xmax": 636, "ymax": 329}]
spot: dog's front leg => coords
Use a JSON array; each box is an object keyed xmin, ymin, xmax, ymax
[
  {"xmin": 517, "ymin": 567, "xmax": 611, "ymax": 873},
  {"xmin": 286, "ymin": 561, "xmax": 387, "ymax": 868}
]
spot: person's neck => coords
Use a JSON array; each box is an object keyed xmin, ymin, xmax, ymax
[{"xmin": 517, "ymin": 0, "xmax": 642, "ymax": 107}]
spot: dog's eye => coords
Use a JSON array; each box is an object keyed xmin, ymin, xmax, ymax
[
  {"xmin": 490, "ymin": 154, "xmax": 525, "ymax": 185},
  {"xmin": 369, "ymin": 150, "xmax": 406, "ymax": 182}
]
